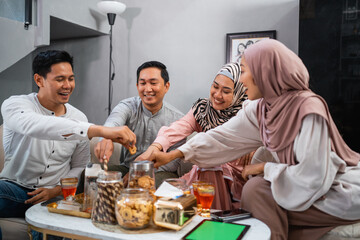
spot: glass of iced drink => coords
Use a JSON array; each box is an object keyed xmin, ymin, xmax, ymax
[
  {"xmin": 197, "ymin": 183, "xmax": 215, "ymax": 217},
  {"xmin": 192, "ymin": 181, "xmax": 207, "ymax": 213},
  {"xmin": 60, "ymin": 177, "xmax": 78, "ymax": 202}
]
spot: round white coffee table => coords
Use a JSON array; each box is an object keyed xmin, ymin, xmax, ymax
[{"xmin": 26, "ymin": 203, "xmax": 270, "ymax": 240}]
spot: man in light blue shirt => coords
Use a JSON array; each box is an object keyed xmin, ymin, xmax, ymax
[{"xmin": 95, "ymin": 61, "xmax": 192, "ymax": 186}]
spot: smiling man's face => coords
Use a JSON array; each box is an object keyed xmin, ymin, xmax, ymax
[
  {"xmin": 35, "ymin": 62, "xmax": 75, "ymax": 108},
  {"xmin": 136, "ymin": 67, "xmax": 169, "ymax": 113}
]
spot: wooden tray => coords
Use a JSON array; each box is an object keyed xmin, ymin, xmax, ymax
[
  {"xmin": 46, "ymin": 193, "xmax": 91, "ymax": 218},
  {"xmin": 93, "ymin": 221, "xmax": 166, "ymax": 234},
  {"xmin": 153, "ymin": 215, "xmax": 196, "ymax": 231}
]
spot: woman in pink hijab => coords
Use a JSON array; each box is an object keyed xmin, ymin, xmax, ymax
[{"xmin": 150, "ymin": 39, "xmax": 360, "ymax": 239}]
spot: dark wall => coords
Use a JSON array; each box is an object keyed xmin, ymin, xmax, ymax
[{"xmin": 299, "ymin": 0, "xmax": 360, "ymax": 152}]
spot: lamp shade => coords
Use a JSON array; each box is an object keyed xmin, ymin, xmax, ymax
[{"xmin": 97, "ymin": 1, "xmax": 126, "ymax": 15}]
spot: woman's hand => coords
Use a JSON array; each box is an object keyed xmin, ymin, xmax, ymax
[
  {"xmin": 149, "ymin": 149, "xmax": 184, "ymax": 168},
  {"xmin": 242, "ymin": 162, "xmax": 266, "ymax": 180},
  {"xmin": 236, "ymin": 150, "xmax": 255, "ymax": 167},
  {"xmin": 135, "ymin": 143, "xmax": 162, "ymax": 161}
]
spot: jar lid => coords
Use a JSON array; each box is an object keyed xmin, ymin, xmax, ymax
[
  {"xmin": 130, "ymin": 160, "xmax": 154, "ymax": 171},
  {"xmin": 97, "ymin": 171, "xmax": 122, "ymax": 182},
  {"xmin": 119, "ymin": 188, "xmax": 149, "ymax": 197}
]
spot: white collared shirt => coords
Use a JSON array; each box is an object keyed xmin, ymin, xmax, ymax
[{"xmin": 0, "ymin": 93, "xmax": 92, "ymax": 189}]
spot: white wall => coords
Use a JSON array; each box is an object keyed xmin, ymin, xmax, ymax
[
  {"xmin": 0, "ymin": 0, "xmax": 299, "ymax": 125},
  {"xmin": 0, "ymin": 54, "xmax": 34, "ymax": 117},
  {"xmin": 108, "ymin": 0, "xmax": 299, "ymax": 116},
  {"xmin": 0, "ymin": 0, "xmax": 109, "ymax": 73},
  {"xmin": 0, "ymin": 36, "xmax": 109, "ymax": 125},
  {"xmin": 0, "ymin": 0, "xmax": 109, "ymax": 124},
  {"xmin": 40, "ymin": 37, "xmax": 110, "ymax": 124}
]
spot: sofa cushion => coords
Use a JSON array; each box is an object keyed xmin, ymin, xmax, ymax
[
  {"xmin": 320, "ymin": 222, "xmax": 360, "ymax": 240},
  {"xmin": 0, "ymin": 218, "xmax": 29, "ymax": 240},
  {"xmin": 0, "ymin": 125, "xmax": 4, "ymax": 171},
  {"xmin": 0, "ymin": 125, "xmax": 29, "ymax": 239}
]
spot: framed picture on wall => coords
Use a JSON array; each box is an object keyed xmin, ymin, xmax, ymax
[{"xmin": 226, "ymin": 30, "xmax": 276, "ymax": 63}]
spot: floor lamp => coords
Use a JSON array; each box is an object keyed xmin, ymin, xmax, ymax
[{"xmin": 97, "ymin": 1, "xmax": 126, "ymax": 115}]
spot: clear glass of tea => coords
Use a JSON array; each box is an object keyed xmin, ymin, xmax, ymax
[
  {"xmin": 60, "ymin": 177, "xmax": 78, "ymax": 202},
  {"xmin": 197, "ymin": 183, "xmax": 215, "ymax": 217},
  {"xmin": 191, "ymin": 181, "xmax": 207, "ymax": 213}
]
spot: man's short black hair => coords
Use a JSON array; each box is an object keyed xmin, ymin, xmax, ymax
[
  {"xmin": 32, "ymin": 50, "xmax": 73, "ymax": 78},
  {"xmin": 136, "ymin": 61, "xmax": 169, "ymax": 84}
]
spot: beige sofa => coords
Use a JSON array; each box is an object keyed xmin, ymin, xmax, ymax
[
  {"xmin": 0, "ymin": 125, "xmax": 359, "ymax": 239},
  {"xmin": 0, "ymin": 124, "xmax": 30, "ymax": 240}
]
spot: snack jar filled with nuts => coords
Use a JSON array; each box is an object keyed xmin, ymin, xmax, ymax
[
  {"xmin": 91, "ymin": 171, "xmax": 123, "ymax": 225},
  {"xmin": 115, "ymin": 188, "xmax": 154, "ymax": 230},
  {"xmin": 128, "ymin": 161, "xmax": 155, "ymax": 195}
]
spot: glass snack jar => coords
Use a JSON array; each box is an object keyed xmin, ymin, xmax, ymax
[
  {"xmin": 128, "ymin": 161, "xmax": 155, "ymax": 193},
  {"xmin": 91, "ymin": 171, "xmax": 123, "ymax": 225},
  {"xmin": 115, "ymin": 188, "xmax": 153, "ymax": 230},
  {"xmin": 82, "ymin": 163, "xmax": 102, "ymax": 213}
]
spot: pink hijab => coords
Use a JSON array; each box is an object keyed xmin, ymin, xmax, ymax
[{"xmin": 243, "ymin": 39, "xmax": 359, "ymax": 166}]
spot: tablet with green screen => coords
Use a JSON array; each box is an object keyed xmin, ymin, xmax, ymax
[{"xmin": 182, "ymin": 219, "xmax": 250, "ymax": 240}]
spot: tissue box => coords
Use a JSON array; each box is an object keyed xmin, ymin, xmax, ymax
[{"xmin": 153, "ymin": 194, "xmax": 197, "ymax": 230}]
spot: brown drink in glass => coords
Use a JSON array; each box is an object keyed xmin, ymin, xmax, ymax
[
  {"xmin": 197, "ymin": 183, "xmax": 215, "ymax": 217},
  {"xmin": 60, "ymin": 177, "xmax": 78, "ymax": 202},
  {"xmin": 191, "ymin": 181, "xmax": 206, "ymax": 214}
]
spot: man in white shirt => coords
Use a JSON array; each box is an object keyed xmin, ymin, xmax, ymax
[{"xmin": 0, "ymin": 50, "xmax": 136, "ymax": 218}]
